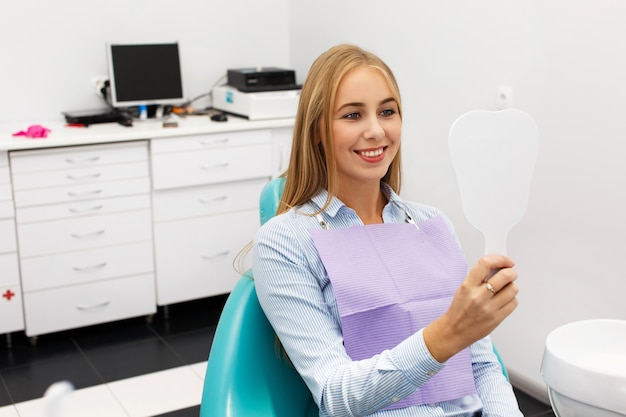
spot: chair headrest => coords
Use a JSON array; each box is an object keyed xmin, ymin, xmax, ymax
[{"xmin": 259, "ymin": 177, "xmax": 286, "ymax": 225}]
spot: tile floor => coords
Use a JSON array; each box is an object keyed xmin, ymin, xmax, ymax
[{"xmin": 0, "ymin": 294, "xmax": 555, "ymax": 417}]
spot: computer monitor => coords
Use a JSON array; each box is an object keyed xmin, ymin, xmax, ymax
[{"xmin": 106, "ymin": 42, "xmax": 185, "ymax": 108}]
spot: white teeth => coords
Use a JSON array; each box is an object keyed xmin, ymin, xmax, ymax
[{"xmin": 359, "ymin": 148, "xmax": 383, "ymax": 157}]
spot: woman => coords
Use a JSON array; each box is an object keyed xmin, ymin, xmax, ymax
[{"xmin": 253, "ymin": 44, "xmax": 522, "ymax": 417}]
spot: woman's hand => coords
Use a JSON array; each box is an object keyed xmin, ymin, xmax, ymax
[{"xmin": 423, "ymin": 254, "xmax": 519, "ymax": 363}]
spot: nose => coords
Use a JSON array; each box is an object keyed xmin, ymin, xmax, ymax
[{"xmin": 364, "ymin": 115, "xmax": 385, "ymax": 141}]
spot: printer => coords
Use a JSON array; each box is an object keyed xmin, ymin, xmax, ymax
[{"xmin": 212, "ymin": 67, "xmax": 301, "ymax": 120}]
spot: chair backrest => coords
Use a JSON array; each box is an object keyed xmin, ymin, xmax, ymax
[
  {"xmin": 200, "ymin": 177, "xmax": 318, "ymax": 417},
  {"xmin": 200, "ymin": 177, "xmax": 509, "ymax": 417}
]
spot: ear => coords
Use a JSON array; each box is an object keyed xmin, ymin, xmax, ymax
[{"xmin": 314, "ymin": 121, "xmax": 324, "ymax": 146}]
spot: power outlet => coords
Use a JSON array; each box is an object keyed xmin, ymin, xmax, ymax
[{"xmin": 91, "ymin": 76, "xmax": 108, "ymax": 96}]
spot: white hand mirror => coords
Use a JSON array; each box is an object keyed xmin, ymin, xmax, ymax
[{"xmin": 448, "ymin": 109, "xmax": 539, "ymax": 255}]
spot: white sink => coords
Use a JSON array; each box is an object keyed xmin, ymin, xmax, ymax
[{"xmin": 541, "ymin": 319, "xmax": 626, "ymax": 417}]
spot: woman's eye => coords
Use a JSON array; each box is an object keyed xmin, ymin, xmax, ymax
[
  {"xmin": 380, "ymin": 108, "xmax": 396, "ymax": 117},
  {"xmin": 344, "ymin": 112, "xmax": 360, "ymax": 120}
]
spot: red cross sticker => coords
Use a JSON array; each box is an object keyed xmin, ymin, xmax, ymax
[{"xmin": 2, "ymin": 289, "xmax": 15, "ymax": 301}]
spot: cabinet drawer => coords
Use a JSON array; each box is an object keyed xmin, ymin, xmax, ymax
[
  {"xmin": 0, "ymin": 201, "xmax": 14, "ymax": 219},
  {"xmin": 17, "ymin": 209, "xmax": 153, "ymax": 257},
  {"xmin": 0, "ymin": 284, "xmax": 24, "ymax": 334},
  {"xmin": 153, "ymin": 210, "xmax": 259, "ymax": 305},
  {"xmin": 0, "ymin": 253, "xmax": 20, "ymax": 287},
  {"xmin": 0, "ymin": 219, "xmax": 17, "ymax": 254},
  {"xmin": 10, "ymin": 141, "xmax": 148, "ymax": 174},
  {"xmin": 271, "ymin": 126, "xmax": 293, "ymax": 177},
  {"xmin": 150, "ymin": 129, "xmax": 270, "ymax": 154},
  {"xmin": 152, "ymin": 178, "xmax": 266, "ymax": 222},
  {"xmin": 23, "ymin": 273, "xmax": 156, "ymax": 336},
  {"xmin": 0, "ymin": 184, "xmax": 12, "ymax": 201},
  {"xmin": 0, "ymin": 165, "xmax": 9, "ymax": 184},
  {"xmin": 16, "ymin": 194, "xmax": 150, "ymax": 223},
  {"xmin": 21, "ymin": 241, "xmax": 154, "ymax": 291},
  {"xmin": 14, "ymin": 178, "xmax": 150, "ymax": 208},
  {"xmin": 12, "ymin": 161, "xmax": 149, "ymax": 191},
  {"xmin": 151, "ymin": 143, "xmax": 272, "ymax": 190}
]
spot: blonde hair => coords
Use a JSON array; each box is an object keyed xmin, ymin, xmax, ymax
[{"xmin": 278, "ymin": 44, "xmax": 403, "ymax": 215}]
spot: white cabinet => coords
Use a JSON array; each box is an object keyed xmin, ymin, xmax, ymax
[
  {"xmin": 10, "ymin": 142, "xmax": 156, "ymax": 337},
  {"xmin": 0, "ymin": 120, "xmax": 294, "ymax": 339},
  {"xmin": 151, "ymin": 130, "xmax": 272, "ymax": 305},
  {"xmin": 270, "ymin": 126, "xmax": 293, "ymax": 178},
  {"xmin": 0, "ymin": 151, "xmax": 24, "ymax": 335}
]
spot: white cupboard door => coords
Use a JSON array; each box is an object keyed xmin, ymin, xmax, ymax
[
  {"xmin": 152, "ymin": 178, "xmax": 266, "ymax": 222},
  {"xmin": 154, "ymin": 210, "xmax": 259, "ymax": 305},
  {"xmin": 12, "ymin": 161, "xmax": 149, "ymax": 191},
  {"xmin": 271, "ymin": 126, "xmax": 293, "ymax": 178},
  {"xmin": 17, "ymin": 210, "xmax": 153, "ymax": 257},
  {"xmin": 150, "ymin": 129, "xmax": 270, "ymax": 154},
  {"xmin": 16, "ymin": 194, "xmax": 151, "ymax": 224},
  {"xmin": 0, "ymin": 253, "xmax": 19, "ymax": 287},
  {"xmin": 0, "ymin": 284, "xmax": 24, "ymax": 333},
  {"xmin": 151, "ymin": 144, "xmax": 272, "ymax": 190},
  {"xmin": 20, "ymin": 242, "xmax": 154, "ymax": 292},
  {"xmin": 0, "ymin": 239, "xmax": 21, "ymax": 333},
  {"xmin": 13, "ymin": 178, "xmax": 150, "ymax": 208},
  {"xmin": 23, "ymin": 273, "xmax": 156, "ymax": 336},
  {"xmin": 0, "ymin": 219, "xmax": 17, "ymax": 253},
  {"xmin": 0, "ymin": 201, "xmax": 14, "ymax": 219},
  {"xmin": 10, "ymin": 141, "xmax": 148, "ymax": 174}
]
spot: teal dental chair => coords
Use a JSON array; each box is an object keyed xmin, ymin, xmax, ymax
[
  {"xmin": 200, "ymin": 177, "xmax": 317, "ymax": 417},
  {"xmin": 199, "ymin": 177, "xmax": 509, "ymax": 417}
]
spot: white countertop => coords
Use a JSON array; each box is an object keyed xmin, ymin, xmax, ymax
[{"xmin": 0, "ymin": 114, "xmax": 295, "ymax": 151}]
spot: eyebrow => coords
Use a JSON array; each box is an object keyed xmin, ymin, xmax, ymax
[{"xmin": 335, "ymin": 97, "xmax": 397, "ymax": 112}]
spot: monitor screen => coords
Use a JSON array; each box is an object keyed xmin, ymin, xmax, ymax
[{"xmin": 107, "ymin": 42, "xmax": 184, "ymax": 107}]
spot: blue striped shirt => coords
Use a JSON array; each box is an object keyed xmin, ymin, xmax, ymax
[{"xmin": 252, "ymin": 184, "xmax": 522, "ymax": 417}]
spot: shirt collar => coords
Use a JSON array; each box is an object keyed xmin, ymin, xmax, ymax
[{"xmin": 308, "ymin": 182, "xmax": 404, "ymax": 218}]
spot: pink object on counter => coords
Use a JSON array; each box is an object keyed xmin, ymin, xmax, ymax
[{"xmin": 12, "ymin": 124, "xmax": 51, "ymax": 138}]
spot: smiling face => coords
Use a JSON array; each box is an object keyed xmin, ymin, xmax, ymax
[{"xmin": 330, "ymin": 66, "xmax": 402, "ymax": 192}]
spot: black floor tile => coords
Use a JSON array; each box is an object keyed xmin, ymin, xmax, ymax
[
  {"xmin": 162, "ymin": 327, "xmax": 215, "ymax": 365},
  {"xmin": 515, "ymin": 388, "xmax": 555, "ymax": 416},
  {"xmin": 70, "ymin": 316, "xmax": 158, "ymax": 350},
  {"xmin": 82, "ymin": 337, "xmax": 186, "ymax": 382},
  {"xmin": 151, "ymin": 405, "xmax": 201, "ymax": 417},
  {"xmin": 0, "ymin": 295, "xmax": 224, "ymax": 407},
  {"xmin": 0, "ymin": 330, "xmax": 79, "ymax": 371},
  {"xmin": 1, "ymin": 352, "xmax": 102, "ymax": 403},
  {"xmin": 0, "ymin": 375, "xmax": 12, "ymax": 406},
  {"xmin": 151, "ymin": 296, "xmax": 227, "ymax": 337}
]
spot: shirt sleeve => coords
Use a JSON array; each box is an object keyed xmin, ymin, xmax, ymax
[
  {"xmin": 470, "ymin": 337, "xmax": 524, "ymax": 416},
  {"xmin": 253, "ymin": 217, "xmax": 446, "ymax": 416}
]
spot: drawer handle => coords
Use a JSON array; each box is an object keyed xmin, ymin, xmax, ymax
[
  {"xmin": 76, "ymin": 300, "xmax": 110, "ymax": 311},
  {"xmin": 65, "ymin": 156, "xmax": 101, "ymax": 164},
  {"xmin": 73, "ymin": 262, "xmax": 108, "ymax": 272},
  {"xmin": 66, "ymin": 172, "xmax": 102, "ymax": 180},
  {"xmin": 199, "ymin": 138, "xmax": 229, "ymax": 145},
  {"xmin": 70, "ymin": 229, "xmax": 105, "ymax": 239},
  {"xmin": 67, "ymin": 189, "xmax": 103, "ymax": 198},
  {"xmin": 201, "ymin": 251, "xmax": 229, "ymax": 260},
  {"xmin": 68, "ymin": 205, "xmax": 104, "ymax": 214},
  {"xmin": 200, "ymin": 162, "xmax": 229, "ymax": 170},
  {"xmin": 198, "ymin": 195, "xmax": 228, "ymax": 204}
]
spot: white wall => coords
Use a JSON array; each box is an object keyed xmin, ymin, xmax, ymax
[
  {"xmin": 0, "ymin": 0, "xmax": 290, "ymax": 125},
  {"xmin": 289, "ymin": 0, "xmax": 626, "ymax": 402}
]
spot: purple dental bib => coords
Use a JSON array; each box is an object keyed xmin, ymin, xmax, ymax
[{"xmin": 309, "ymin": 215, "xmax": 476, "ymax": 409}]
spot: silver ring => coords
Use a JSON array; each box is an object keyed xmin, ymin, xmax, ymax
[{"xmin": 486, "ymin": 282, "xmax": 497, "ymax": 295}]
